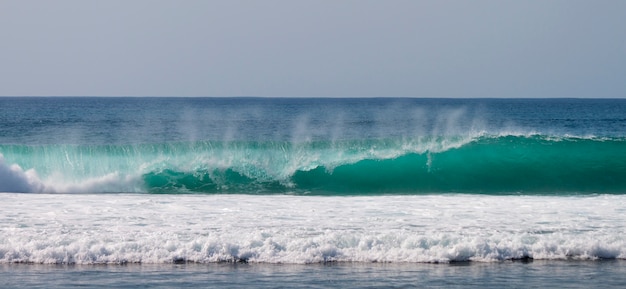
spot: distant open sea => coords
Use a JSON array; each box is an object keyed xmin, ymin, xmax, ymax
[{"xmin": 1, "ymin": 97, "xmax": 626, "ymax": 287}]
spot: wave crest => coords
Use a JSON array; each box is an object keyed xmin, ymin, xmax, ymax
[{"xmin": 1, "ymin": 135, "xmax": 626, "ymax": 194}]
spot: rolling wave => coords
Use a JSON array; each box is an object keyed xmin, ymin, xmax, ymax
[{"xmin": 1, "ymin": 135, "xmax": 625, "ymax": 194}]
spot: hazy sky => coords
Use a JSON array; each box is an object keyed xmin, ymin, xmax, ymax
[{"xmin": 1, "ymin": 0, "xmax": 624, "ymax": 97}]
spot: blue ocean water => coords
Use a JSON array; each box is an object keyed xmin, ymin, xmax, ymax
[
  {"xmin": 1, "ymin": 97, "xmax": 626, "ymax": 194},
  {"xmin": 1, "ymin": 97, "xmax": 626, "ymax": 287}
]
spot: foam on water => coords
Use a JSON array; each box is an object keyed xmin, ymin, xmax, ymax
[
  {"xmin": 0, "ymin": 153, "xmax": 144, "ymax": 194},
  {"xmin": 1, "ymin": 194, "xmax": 624, "ymax": 264},
  {"xmin": 0, "ymin": 154, "xmax": 45, "ymax": 193}
]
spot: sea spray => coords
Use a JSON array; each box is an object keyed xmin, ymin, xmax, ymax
[
  {"xmin": 1, "ymin": 135, "xmax": 625, "ymax": 194},
  {"xmin": 0, "ymin": 154, "xmax": 46, "ymax": 193}
]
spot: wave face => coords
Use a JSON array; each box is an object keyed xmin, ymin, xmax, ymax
[{"xmin": 2, "ymin": 135, "xmax": 626, "ymax": 194}]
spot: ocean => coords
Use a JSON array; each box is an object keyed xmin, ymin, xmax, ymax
[{"xmin": 1, "ymin": 97, "xmax": 625, "ymax": 287}]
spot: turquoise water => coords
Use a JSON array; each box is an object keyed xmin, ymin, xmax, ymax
[
  {"xmin": 2, "ymin": 97, "xmax": 626, "ymax": 195},
  {"xmin": 1, "ymin": 97, "xmax": 626, "ymax": 287},
  {"xmin": 3, "ymin": 135, "xmax": 625, "ymax": 194}
]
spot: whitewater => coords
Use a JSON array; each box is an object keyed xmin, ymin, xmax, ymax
[
  {"xmin": 2, "ymin": 193, "xmax": 625, "ymax": 264},
  {"xmin": 1, "ymin": 97, "xmax": 626, "ymax": 270}
]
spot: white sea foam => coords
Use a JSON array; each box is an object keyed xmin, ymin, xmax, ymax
[
  {"xmin": 1, "ymin": 194, "xmax": 624, "ymax": 264},
  {"xmin": 0, "ymin": 154, "xmax": 46, "ymax": 193},
  {"xmin": 0, "ymin": 154, "xmax": 145, "ymax": 194},
  {"xmin": 46, "ymin": 172, "xmax": 143, "ymax": 194}
]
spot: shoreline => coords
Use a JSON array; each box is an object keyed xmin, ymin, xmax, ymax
[{"xmin": 2, "ymin": 261, "xmax": 626, "ymax": 288}]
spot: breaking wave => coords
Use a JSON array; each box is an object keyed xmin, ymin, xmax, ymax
[{"xmin": 1, "ymin": 134, "xmax": 626, "ymax": 194}]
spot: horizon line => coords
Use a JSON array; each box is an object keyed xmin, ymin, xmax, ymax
[{"xmin": 1, "ymin": 95, "xmax": 626, "ymax": 99}]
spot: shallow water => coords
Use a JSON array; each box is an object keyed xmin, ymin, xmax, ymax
[{"xmin": 3, "ymin": 261, "xmax": 626, "ymax": 288}]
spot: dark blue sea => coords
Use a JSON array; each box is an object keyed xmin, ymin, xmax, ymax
[{"xmin": 1, "ymin": 97, "xmax": 626, "ymax": 287}]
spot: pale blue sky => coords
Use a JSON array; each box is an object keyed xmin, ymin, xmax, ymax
[{"xmin": 1, "ymin": 0, "xmax": 624, "ymax": 97}]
